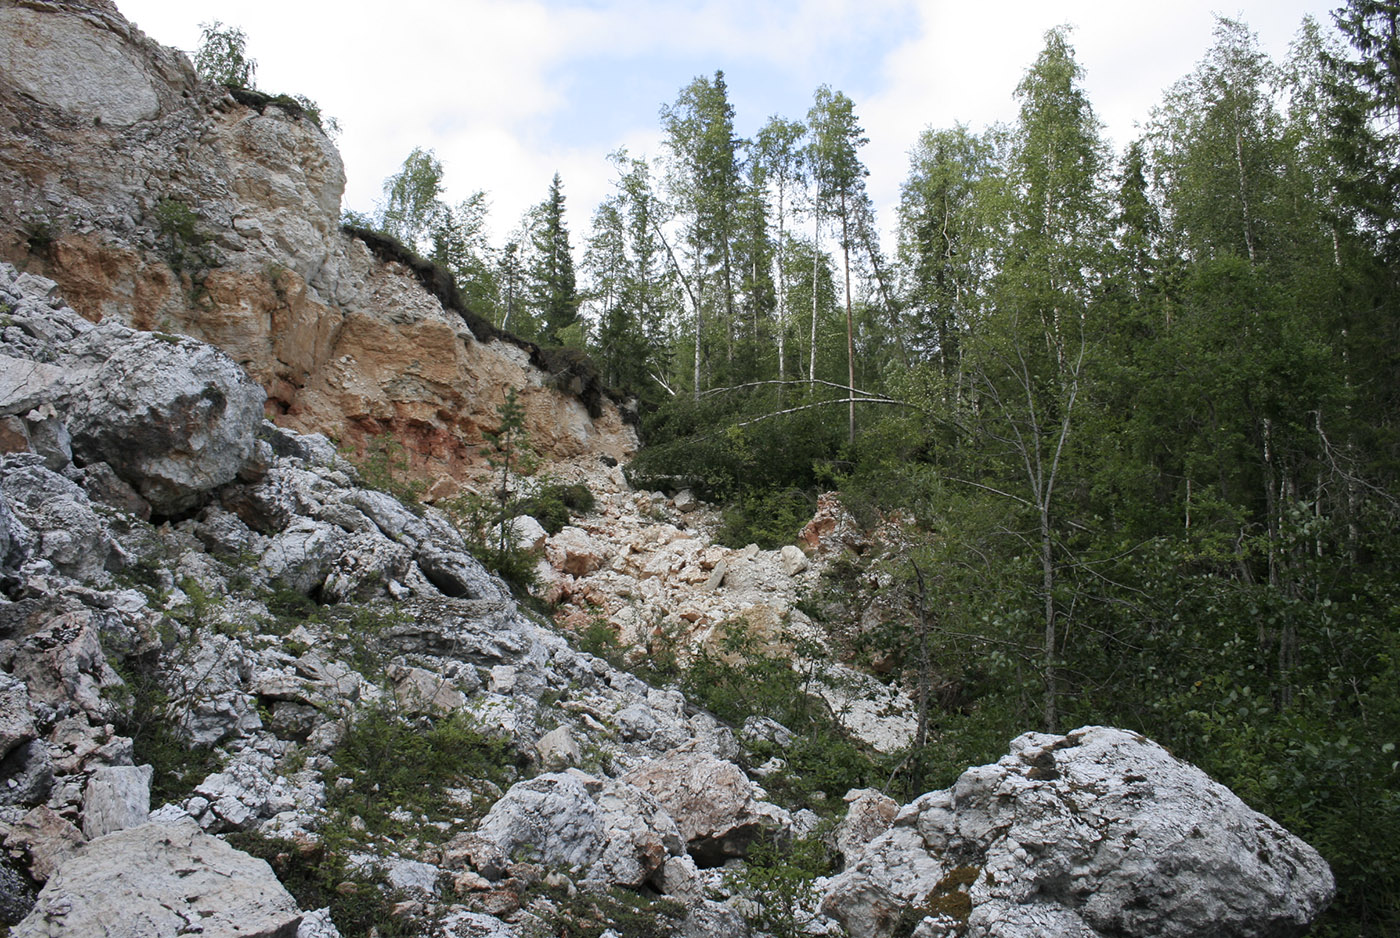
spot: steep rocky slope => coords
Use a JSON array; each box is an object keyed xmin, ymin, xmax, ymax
[
  {"xmin": 0, "ymin": 266, "xmax": 1335, "ymax": 937},
  {"xmin": 0, "ymin": 0, "xmax": 635, "ymax": 495},
  {"xmin": 0, "ymin": 2, "xmax": 1339, "ymax": 936}
]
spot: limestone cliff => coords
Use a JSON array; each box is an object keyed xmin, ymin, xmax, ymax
[{"xmin": 0, "ymin": 0, "xmax": 636, "ymax": 493}]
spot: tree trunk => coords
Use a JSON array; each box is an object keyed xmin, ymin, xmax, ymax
[
  {"xmin": 1041, "ymin": 502, "xmax": 1058, "ymax": 733},
  {"xmin": 810, "ymin": 214, "xmax": 819, "ymax": 382},
  {"xmin": 841, "ymin": 196, "xmax": 855, "ymax": 445}
]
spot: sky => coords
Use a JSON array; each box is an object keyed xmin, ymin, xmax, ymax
[{"xmin": 116, "ymin": 0, "xmax": 1342, "ymax": 248}]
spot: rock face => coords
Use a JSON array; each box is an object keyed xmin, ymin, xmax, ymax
[
  {"xmin": 0, "ymin": 0, "xmax": 636, "ymax": 495},
  {"xmin": 822, "ymin": 726, "xmax": 1336, "ymax": 938},
  {"xmin": 65, "ymin": 324, "xmax": 268, "ymax": 515},
  {"xmin": 474, "ymin": 770, "xmax": 684, "ymax": 888},
  {"xmin": 622, "ymin": 747, "xmax": 791, "ymax": 865},
  {"xmin": 13, "ymin": 819, "xmax": 302, "ymax": 938}
]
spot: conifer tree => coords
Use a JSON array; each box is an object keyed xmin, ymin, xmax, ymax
[{"xmin": 528, "ymin": 174, "xmax": 581, "ymax": 346}]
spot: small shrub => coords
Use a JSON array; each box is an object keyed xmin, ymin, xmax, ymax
[
  {"xmin": 328, "ymin": 706, "xmax": 520, "ymax": 843},
  {"xmin": 724, "ymin": 829, "xmax": 837, "ymax": 938},
  {"xmin": 718, "ymin": 487, "xmax": 814, "ymax": 550},
  {"xmin": 194, "ymin": 20, "xmax": 256, "ymax": 88},
  {"xmin": 516, "ymin": 481, "xmax": 596, "ymax": 535},
  {"xmin": 152, "ymin": 198, "xmax": 213, "ymax": 273},
  {"xmin": 345, "ymin": 434, "xmax": 425, "ymax": 510},
  {"xmin": 107, "ymin": 659, "xmax": 222, "ymax": 806},
  {"xmin": 532, "ymin": 882, "xmax": 688, "ymax": 938},
  {"xmin": 224, "ymin": 831, "xmax": 412, "ymax": 938}
]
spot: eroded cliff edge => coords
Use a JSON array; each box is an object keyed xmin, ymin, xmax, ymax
[{"xmin": 0, "ymin": 0, "xmax": 636, "ymax": 493}]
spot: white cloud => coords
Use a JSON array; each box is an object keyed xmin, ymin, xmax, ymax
[{"xmin": 118, "ymin": 0, "xmax": 1337, "ymax": 254}]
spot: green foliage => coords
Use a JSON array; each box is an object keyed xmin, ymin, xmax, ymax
[
  {"xmin": 531, "ymin": 882, "xmax": 688, "ymax": 938},
  {"xmin": 152, "ymin": 198, "xmax": 211, "ymax": 273},
  {"xmin": 680, "ymin": 621, "xmax": 880, "ymax": 812},
  {"xmin": 440, "ymin": 491, "xmax": 542, "ymax": 599},
  {"xmin": 515, "ymin": 481, "xmax": 595, "ymax": 535},
  {"xmin": 328, "ymin": 705, "xmax": 521, "ymax": 844},
  {"xmin": 718, "ymin": 487, "xmax": 813, "ymax": 549},
  {"xmin": 377, "ymin": 147, "xmax": 444, "ymax": 249},
  {"xmin": 225, "ymin": 831, "xmax": 412, "ymax": 938},
  {"xmin": 528, "ymin": 173, "xmax": 582, "ymax": 346},
  {"xmin": 723, "ymin": 829, "xmax": 837, "ymax": 938},
  {"xmin": 107, "ymin": 658, "xmax": 222, "ymax": 806},
  {"xmin": 344, "ymin": 434, "xmax": 425, "ymax": 510},
  {"xmin": 194, "ymin": 20, "xmax": 256, "ymax": 88}
]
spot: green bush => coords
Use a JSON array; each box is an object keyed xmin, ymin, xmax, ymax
[
  {"xmin": 152, "ymin": 198, "xmax": 212, "ymax": 273},
  {"xmin": 724, "ymin": 829, "xmax": 837, "ymax": 938},
  {"xmin": 328, "ymin": 706, "xmax": 521, "ymax": 842},
  {"xmin": 517, "ymin": 481, "xmax": 596, "ymax": 535},
  {"xmin": 225, "ymin": 831, "xmax": 411, "ymax": 938},
  {"xmin": 107, "ymin": 659, "xmax": 222, "ymax": 806},
  {"xmin": 679, "ymin": 622, "xmax": 881, "ymax": 812},
  {"xmin": 532, "ymin": 882, "xmax": 687, "ymax": 938},
  {"xmin": 717, "ymin": 487, "xmax": 814, "ymax": 549}
]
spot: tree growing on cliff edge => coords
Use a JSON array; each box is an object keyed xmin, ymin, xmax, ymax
[
  {"xmin": 194, "ymin": 21, "xmax": 256, "ymax": 89},
  {"xmin": 527, "ymin": 173, "xmax": 582, "ymax": 347}
]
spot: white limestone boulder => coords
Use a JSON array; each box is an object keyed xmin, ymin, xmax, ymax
[{"xmin": 821, "ymin": 726, "xmax": 1336, "ymax": 938}]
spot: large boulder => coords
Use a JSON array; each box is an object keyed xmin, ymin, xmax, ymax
[
  {"xmin": 64, "ymin": 325, "xmax": 266, "ymax": 516},
  {"xmin": 821, "ymin": 726, "xmax": 1336, "ymax": 938},
  {"xmin": 473, "ymin": 770, "xmax": 683, "ymax": 888},
  {"xmin": 13, "ymin": 819, "xmax": 302, "ymax": 938},
  {"xmin": 621, "ymin": 748, "xmax": 790, "ymax": 865}
]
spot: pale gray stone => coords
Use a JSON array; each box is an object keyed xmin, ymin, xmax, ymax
[
  {"xmin": 0, "ymin": 357, "xmax": 64, "ymax": 419},
  {"xmin": 822, "ymin": 726, "xmax": 1336, "ymax": 938},
  {"xmin": 81, "ymin": 764, "xmax": 152, "ymax": 838},
  {"xmin": 0, "ymin": 7, "xmax": 161, "ymax": 127},
  {"xmin": 12, "ymin": 819, "xmax": 302, "ymax": 938},
  {"xmin": 3, "ymin": 806, "xmax": 86, "ymax": 883},
  {"xmin": 780, "ymin": 544, "xmax": 809, "ymax": 576},
  {"xmin": 534, "ymin": 726, "xmax": 582, "ymax": 770},
  {"xmin": 622, "ymin": 749, "xmax": 791, "ymax": 865},
  {"xmin": 296, "ymin": 908, "xmax": 342, "ymax": 938},
  {"xmin": 65, "ymin": 326, "xmax": 267, "ymax": 515},
  {"xmin": 475, "ymin": 771, "xmax": 683, "ymax": 887}
]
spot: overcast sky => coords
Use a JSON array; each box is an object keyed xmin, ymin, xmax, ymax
[{"xmin": 116, "ymin": 0, "xmax": 1341, "ymax": 247}]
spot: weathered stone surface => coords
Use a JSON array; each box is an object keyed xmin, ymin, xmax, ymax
[
  {"xmin": 0, "ymin": 739, "xmax": 53, "ymax": 808},
  {"xmin": 834, "ymin": 788, "xmax": 899, "ymax": 868},
  {"xmin": 81, "ymin": 764, "xmax": 153, "ymax": 838},
  {"xmin": 0, "ymin": 357, "xmax": 64, "ymax": 418},
  {"xmin": 534, "ymin": 725, "xmax": 582, "ymax": 770},
  {"xmin": 10, "ymin": 608, "xmax": 124, "ymax": 717},
  {"xmin": 1, "ymin": 458, "xmax": 120, "ymax": 583},
  {"xmin": 0, "ymin": 5, "xmax": 163, "ymax": 127},
  {"xmin": 295, "ymin": 908, "xmax": 341, "ymax": 938},
  {"xmin": 822, "ymin": 726, "xmax": 1336, "ymax": 938},
  {"xmin": 622, "ymin": 748, "xmax": 790, "ymax": 865},
  {"xmin": 13, "ymin": 819, "xmax": 302, "ymax": 938},
  {"xmin": 65, "ymin": 326, "xmax": 267, "ymax": 515},
  {"xmin": 780, "ymin": 544, "xmax": 809, "ymax": 576},
  {"xmin": 388, "ymin": 663, "xmax": 468, "ymax": 714},
  {"xmin": 474, "ymin": 771, "xmax": 683, "ymax": 887},
  {"xmin": 165, "ymin": 633, "xmax": 260, "ymax": 747},
  {"xmin": 546, "ymin": 526, "xmax": 608, "ymax": 577},
  {"xmin": 501, "ymin": 515, "xmax": 547, "ymax": 552},
  {"xmin": 439, "ymin": 910, "xmax": 518, "ymax": 938},
  {"xmin": 0, "ymin": 853, "xmax": 34, "ymax": 926},
  {"xmin": 4, "ymin": 807, "xmax": 85, "ymax": 884},
  {"xmin": 0, "ymin": 671, "xmax": 37, "ymax": 760}
]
